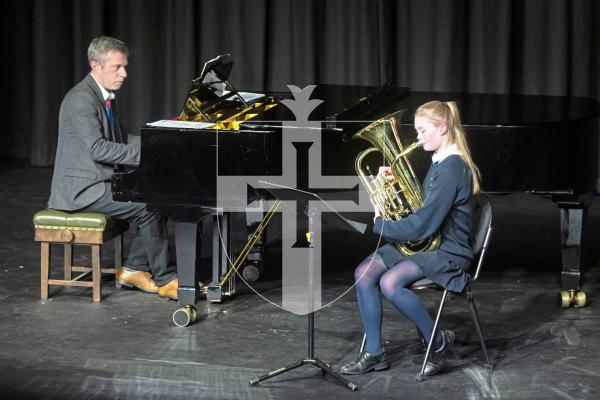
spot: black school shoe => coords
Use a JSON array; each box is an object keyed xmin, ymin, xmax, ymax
[
  {"xmin": 340, "ymin": 349, "xmax": 390, "ymax": 375},
  {"xmin": 423, "ymin": 330, "xmax": 455, "ymax": 376}
]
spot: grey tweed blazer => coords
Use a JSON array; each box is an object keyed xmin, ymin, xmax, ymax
[{"xmin": 48, "ymin": 73, "xmax": 141, "ymax": 211}]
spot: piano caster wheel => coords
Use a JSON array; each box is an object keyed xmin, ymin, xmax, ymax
[
  {"xmin": 558, "ymin": 291, "xmax": 570, "ymax": 308},
  {"xmin": 172, "ymin": 305, "xmax": 198, "ymax": 327},
  {"xmin": 558, "ymin": 290, "xmax": 587, "ymax": 308},
  {"xmin": 574, "ymin": 291, "xmax": 586, "ymax": 308},
  {"xmin": 242, "ymin": 262, "xmax": 263, "ymax": 283}
]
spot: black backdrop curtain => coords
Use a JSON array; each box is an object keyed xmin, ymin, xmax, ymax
[{"xmin": 4, "ymin": 0, "xmax": 600, "ymax": 166}]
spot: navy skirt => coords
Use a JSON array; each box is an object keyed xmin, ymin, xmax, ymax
[{"xmin": 374, "ymin": 243, "xmax": 472, "ymax": 293}]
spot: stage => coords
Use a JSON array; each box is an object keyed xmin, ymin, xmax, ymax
[{"xmin": 1, "ymin": 161, "xmax": 600, "ymax": 400}]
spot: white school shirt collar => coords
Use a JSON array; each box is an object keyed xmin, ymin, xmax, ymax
[
  {"xmin": 431, "ymin": 143, "xmax": 461, "ymax": 164},
  {"xmin": 90, "ymin": 73, "xmax": 114, "ymax": 101}
]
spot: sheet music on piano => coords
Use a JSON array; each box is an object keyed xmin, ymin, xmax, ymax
[{"xmin": 146, "ymin": 120, "xmax": 216, "ymax": 129}]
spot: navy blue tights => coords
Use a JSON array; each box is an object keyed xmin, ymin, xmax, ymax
[{"xmin": 355, "ymin": 253, "xmax": 444, "ymax": 354}]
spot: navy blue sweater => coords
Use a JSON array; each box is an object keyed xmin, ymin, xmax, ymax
[{"xmin": 372, "ymin": 154, "xmax": 475, "ymax": 291}]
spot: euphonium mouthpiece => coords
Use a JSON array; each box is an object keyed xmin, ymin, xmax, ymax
[{"xmin": 398, "ymin": 141, "xmax": 423, "ymax": 157}]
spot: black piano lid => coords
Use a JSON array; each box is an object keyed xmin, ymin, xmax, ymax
[
  {"xmin": 237, "ymin": 84, "xmax": 399, "ymax": 122},
  {"xmin": 244, "ymin": 86, "xmax": 600, "ymax": 129}
]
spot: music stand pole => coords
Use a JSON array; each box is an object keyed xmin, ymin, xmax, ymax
[{"xmin": 249, "ymin": 206, "xmax": 358, "ymax": 391}]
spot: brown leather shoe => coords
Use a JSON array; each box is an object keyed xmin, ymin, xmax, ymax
[
  {"xmin": 116, "ymin": 268, "xmax": 158, "ymax": 293},
  {"xmin": 158, "ymin": 278, "xmax": 179, "ymax": 300}
]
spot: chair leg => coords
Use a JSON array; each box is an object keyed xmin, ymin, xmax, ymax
[
  {"xmin": 40, "ymin": 242, "xmax": 50, "ymax": 299},
  {"xmin": 417, "ymin": 289, "xmax": 448, "ymax": 382},
  {"xmin": 114, "ymin": 234, "xmax": 123, "ymax": 288},
  {"xmin": 92, "ymin": 245, "xmax": 101, "ymax": 302},
  {"xmin": 63, "ymin": 244, "xmax": 72, "ymax": 280},
  {"xmin": 466, "ymin": 287, "xmax": 493, "ymax": 370},
  {"xmin": 359, "ymin": 332, "xmax": 366, "ymax": 354}
]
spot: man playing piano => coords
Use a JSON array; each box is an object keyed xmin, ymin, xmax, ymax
[{"xmin": 47, "ymin": 36, "xmax": 179, "ymax": 300}]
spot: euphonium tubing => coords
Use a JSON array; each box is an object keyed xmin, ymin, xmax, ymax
[{"xmin": 353, "ymin": 110, "xmax": 441, "ymax": 256}]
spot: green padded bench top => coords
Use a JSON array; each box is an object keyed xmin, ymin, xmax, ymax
[{"xmin": 33, "ymin": 209, "xmax": 122, "ymax": 230}]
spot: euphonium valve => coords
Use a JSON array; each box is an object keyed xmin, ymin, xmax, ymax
[{"xmin": 353, "ymin": 110, "xmax": 441, "ymax": 255}]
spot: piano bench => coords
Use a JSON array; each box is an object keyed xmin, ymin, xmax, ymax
[{"xmin": 33, "ymin": 209, "xmax": 129, "ymax": 302}]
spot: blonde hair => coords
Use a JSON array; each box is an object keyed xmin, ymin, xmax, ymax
[{"xmin": 415, "ymin": 100, "xmax": 481, "ymax": 194}]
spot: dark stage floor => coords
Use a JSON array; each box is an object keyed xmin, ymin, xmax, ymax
[{"xmin": 1, "ymin": 160, "xmax": 600, "ymax": 399}]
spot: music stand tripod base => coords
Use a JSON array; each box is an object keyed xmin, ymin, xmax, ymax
[
  {"xmin": 249, "ymin": 352, "xmax": 358, "ymax": 391},
  {"xmin": 247, "ymin": 191, "xmax": 361, "ymax": 391}
]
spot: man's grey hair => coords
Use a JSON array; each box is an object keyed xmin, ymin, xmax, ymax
[{"xmin": 87, "ymin": 36, "xmax": 129, "ymax": 65}]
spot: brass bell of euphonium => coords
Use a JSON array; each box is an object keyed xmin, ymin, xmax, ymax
[{"xmin": 353, "ymin": 109, "xmax": 441, "ymax": 255}]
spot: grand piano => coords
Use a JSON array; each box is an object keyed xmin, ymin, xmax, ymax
[{"xmin": 112, "ymin": 56, "xmax": 600, "ymax": 309}]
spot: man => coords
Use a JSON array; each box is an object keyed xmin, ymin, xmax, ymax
[{"xmin": 48, "ymin": 36, "xmax": 178, "ymax": 300}]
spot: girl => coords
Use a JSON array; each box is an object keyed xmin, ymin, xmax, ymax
[{"xmin": 341, "ymin": 100, "xmax": 481, "ymax": 376}]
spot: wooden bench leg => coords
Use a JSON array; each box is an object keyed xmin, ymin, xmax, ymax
[
  {"xmin": 64, "ymin": 243, "xmax": 72, "ymax": 280},
  {"xmin": 40, "ymin": 242, "xmax": 50, "ymax": 299},
  {"xmin": 114, "ymin": 234, "xmax": 123, "ymax": 288},
  {"xmin": 92, "ymin": 244, "xmax": 101, "ymax": 302}
]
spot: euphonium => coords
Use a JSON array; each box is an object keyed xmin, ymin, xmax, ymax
[{"xmin": 353, "ymin": 110, "xmax": 441, "ymax": 255}]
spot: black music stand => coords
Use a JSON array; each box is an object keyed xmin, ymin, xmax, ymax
[{"xmin": 249, "ymin": 183, "xmax": 366, "ymax": 391}]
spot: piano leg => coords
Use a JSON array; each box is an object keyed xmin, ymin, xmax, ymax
[
  {"xmin": 206, "ymin": 211, "xmax": 261, "ymax": 302},
  {"xmin": 207, "ymin": 212, "xmax": 227, "ymax": 302},
  {"xmin": 174, "ymin": 222, "xmax": 201, "ymax": 306},
  {"xmin": 556, "ymin": 201, "xmax": 588, "ymax": 308}
]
